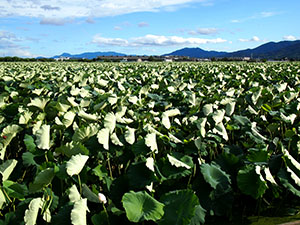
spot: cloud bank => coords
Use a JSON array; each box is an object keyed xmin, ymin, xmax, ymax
[
  {"xmin": 1, "ymin": 0, "xmax": 208, "ymax": 19},
  {"xmin": 92, "ymin": 34, "xmax": 226, "ymax": 47}
]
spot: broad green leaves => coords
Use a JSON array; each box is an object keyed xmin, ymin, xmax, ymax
[
  {"xmin": 29, "ymin": 168, "xmax": 55, "ymax": 192},
  {"xmin": 159, "ymin": 190, "xmax": 201, "ymax": 225},
  {"xmin": 237, "ymin": 165, "xmax": 267, "ymax": 199},
  {"xmin": 200, "ymin": 163, "xmax": 231, "ymax": 191},
  {"xmin": 122, "ymin": 191, "xmax": 164, "ymax": 223},
  {"xmin": 0, "ymin": 159, "xmax": 18, "ymax": 181},
  {"xmin": 1, "ymin": 62, "xmax": 300, "ymax": 225}
]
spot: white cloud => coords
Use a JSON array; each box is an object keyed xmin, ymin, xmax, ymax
[
  {"xmin": 239, "ymin": 36, "xmax": 261, "ymax": 42},
  {"xmin": 0, "ymin": 30, "xmax": 36, "ymax": 57},
  {"xmin": 92, "ymin": 34, "xmax": 226, "ymax": 47},
  {"xmin": 260, "ymin": 11, "xmax": 277, "ymax": 18},
  {"xmin": 283, "ymin": 35, "xmax": 297, "ymax": 41},
  {"xmin": 92, "ymin": 35, "xmax": 129, "ymax": 46},
  {"xmin": 188, "ymin": 28, "xmax": 219, "ymax": 35},
  {"xmin": 1, "ymin": 0, "xmax": 208, "ymax": 19},
  {"xmin": 231, "ymin": 11, "xmax": 280, "ymax": 23}
]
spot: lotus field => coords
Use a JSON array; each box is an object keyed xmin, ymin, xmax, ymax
[{"xmin": 1, "ymin": 62, "xmax": 300, "ymax": 224}]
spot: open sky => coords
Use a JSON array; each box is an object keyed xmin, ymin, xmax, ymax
[{"xmin": 0, "ymin": 0, "xmax": 299, "ymax": 57}]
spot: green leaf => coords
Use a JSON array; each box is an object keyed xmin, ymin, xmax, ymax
[
  {"xmin": 162, "ymin": 113, "xmax": 170, "ymax": 129},
  {"xmin": 203, "ymin": 104, "xmax": 213, "ymax": 116},
  {"xmin": 225, "ymin": 101, "xmax": 236, "ymax": 116},
  {"xmin": 29, "ymin": 168, "xmax": 55, "ymax": 192},
  {"xmin": 28, "ymin": 98, "xmax": 49, "ymax": 110},
  {"xmin": 145, "ymin": 133, "xmax": 158, "ymax": 152},
  {"xmin": 189, "ymin": 205, "xmax": 206, "ymax": 225},
  {"xmin": 237, "ymin": 165, "xmax": 267, "ymax": 199},
  {"xmin": 62, "ymin": 111, "xmax": 76, "ymax": 128},
  {"xmin": 0, "ymin": 189, "xmax": 6, "ymax": 209},
  {"xmin": 24, "ymin": 134, "xmax": 36, "ymax": 152},
  {"xmin": 212, "ymin": 122, "xmax": 228, "ymax": 141},
  {"xmin": 167, "ymin": 154, "xmax": 191, "ymax": 169},
  {"xmin": 110, "ymin": 133, "xmax": 123, "ymax": 146},
  {"xmin": 19, "ymin": 111, "xmax": 33, "ymax": 125},
  {"xmin": 278, "ymin": 168, "xmax": 300, "ymax": 197},
  {"xmin": 125, "ymin": 126, "xmax": 135, "ymax": 145},
  {"xmin": 3, "ymin": 180, "xmax": 28, "ymax": 200},
  {"xmin": 104, "ymin": 112, "xmax": 116, "ymax": 134},
  {"xmin": 22, "ymin": 152, "xmax": 38, "ymax": 167},
  {"xmin": 91, "ymin": 211, "xmax": 109, "ymax": 225},
  {"xmin": 71, "ymin": 198, "xmax": 88, "ymax": 225},
  {"xmin": 0, "ymin": 159, "xmax": 18, "ymax": 181},
  {"xmin": 82, "ymin": 184, "xmax": 101, "ymax": 203},
  {"xmin": 24, "ymin": 197, "xmax": 43, "ymax": 225},
  {"xmin": 0, "ymin": 124, "xmax": 22, "ymax": 160},
  {"xmin": 122, "ymin": 191, "xmax": 164, "ymax": 223},
  {"xmin": 233, "ymin": 115, "xmax": 251, "ymax": 126},
  {"xmin": 164, "ymin": 108, "xmax": 180, "ymax": 117},
  {"xmin": 35, "ymin": 124, "xmax": 50, "ymax": 150},
  {"xmin": 69, "ymin": 184, "xmax": 81, "ymax": 203},
  {"xmin": 247, "ymin": 148, "xmax": 268, "ymax": 163},
  {"xmin": 97, "ymin": 128, "xmax": 110, "ymax": 150},
  {"xmin": 78, "ymin": 110, "xmax": 98, "ymax": 121},
  {"xmin": 200, "ymin": 163, "xmax": 231, "ymax": 191},
  {"xmin": 72, "ymin": 124, "xmax": 98, "ymax": 142},
  {"xmin": 283, "ymin": 149, "xmax": 300, "ymax": 178},
  {"xmin": 66, "ymin": 154, "xmax": 89, "ymax": 176},
  {"xmin": 159, "ymin": 190, "xmax": 199, "ymax": 225},
  {"xmin": 127, "ymin": 162, "xmax": 156, "ymax": 189},
  {"xmin": 196, "ymin": 118, "xmax": 207, "ymax": 138},
  {"xmin": 56, "ymin": 142, "xmax": 89, "ymax": 158},
  {"xmin": 212, "ymin": 109, "xmax": 225, "ymax": 124}
]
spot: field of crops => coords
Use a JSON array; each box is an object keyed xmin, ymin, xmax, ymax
[{"xmin": 0, "ymin": 61, "xmax": 300, "ymax": 224}]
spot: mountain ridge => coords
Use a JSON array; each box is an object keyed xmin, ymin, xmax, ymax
[
  {"xmin": 51, "ymin": 40, "xmax": 300, "ymax": 60},
  {"xmin": 165, "ymin": 40, "xmax": 300, "ymax": 59}
]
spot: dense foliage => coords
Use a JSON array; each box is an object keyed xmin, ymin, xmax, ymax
[{"xmin": 0, "ymin": 62, "xmax": 300, "ymax": 224}]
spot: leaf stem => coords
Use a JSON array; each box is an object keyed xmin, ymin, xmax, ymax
[
  {"xmin": 77, "ymin": 175, "xmax": 82, "ymax": 195},
  {"xmin": 103, "ymin": 203, "xmax": 111, "ymax": 225},
  {"xmin": 107, "ymin": 153, "xmax": 113, "ymax": 179}
]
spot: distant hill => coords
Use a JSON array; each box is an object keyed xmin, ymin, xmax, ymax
[
  {"xmin": 224, "ymin": 40, "xmax": 300, "ymax": 59},
  {"xmin": 164, "ymin": 40, "xmax": 300, "ymax": 59},
  {"xmin": 49, "ymin": 40, "xmax": 300, "ymax": 60},
  {"xmin": 163, "ymin": 47, "xmax": 226, "ymax": 58},
  {"xmin": 52, "ymin": 51, "xmax": 127, "ymax": 59}
]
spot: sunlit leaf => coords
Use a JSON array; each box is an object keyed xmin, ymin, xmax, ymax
[
  {"xmin": 97, "ymin": 128, "xmax": 110, "ymax": 150},
  {"xmin": 125, "ymin": 126, "xmax": 135, "ymax": 145},
  {"xmin": 71, "ymin": 198, "xmax": 88, "ymax": 225},
  {"xmin": 35, "ymin": 124, "xmax": 50, "ymax": 150},
  {"xmin": 66, "ymin": 154, "xmax": 89, "ymax": 176},
  {"xmin": 24, "ymin": 197, "xmax": 43, "ymax": 225}
]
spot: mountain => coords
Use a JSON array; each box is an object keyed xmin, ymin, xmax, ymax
[
  {"xmin": 164, "ymin": 40, "xmax": 300, "ymax": 59},
  {"xmin": 224, "ymin": 40, "xmax": 300, "ymax": 59},
  {"xmin": 163, "ymin": 47, "xmax": 226, "ymax": 58},
  {"xmin": 52, "ymin": 51, "xmax": 127, "ymax": 59}
]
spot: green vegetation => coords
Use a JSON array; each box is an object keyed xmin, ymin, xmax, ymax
[{"xmin": 0, "ymin": 62, "xmax": 300, "ymax": 224}]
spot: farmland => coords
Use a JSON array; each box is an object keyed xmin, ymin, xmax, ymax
[{"xmin": 0, "ymin": 61, "xmax": 300, "ymax": 224}]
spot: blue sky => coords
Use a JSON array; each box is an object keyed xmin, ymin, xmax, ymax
[{"xmin": 0, "ymin": 0, "xmax": 299, "ymax": 57}]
